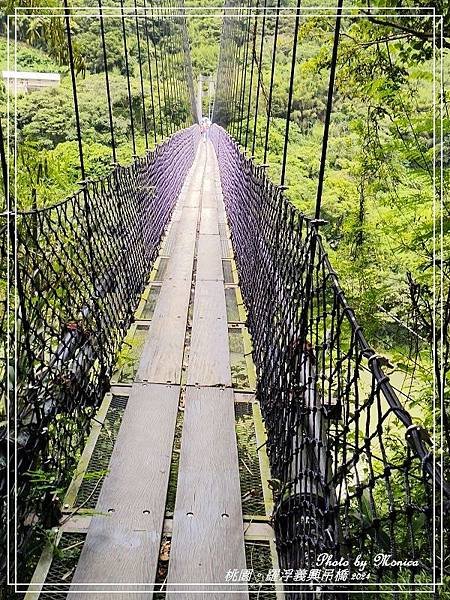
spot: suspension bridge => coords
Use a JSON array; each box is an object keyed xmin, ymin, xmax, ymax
[{"xmin": 1, "ymin": 1, "xmax": 448, "ymax": 599}]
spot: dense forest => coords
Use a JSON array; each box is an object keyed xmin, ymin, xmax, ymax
[{"xmin": 0, "ymin": 0, "xmax": 449, "ymax": 595}]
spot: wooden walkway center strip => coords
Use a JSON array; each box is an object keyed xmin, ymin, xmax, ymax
[
  {"xmin": 166, "ymin": 387, "xmax": 248, "ymax": 599},
  {"xmin": 187, "ymin": 279, "xmax": 231, "ymax": 387},
  {"xmin": 168, "ymin": 141, "xmax": 247, "ymax": 598}
]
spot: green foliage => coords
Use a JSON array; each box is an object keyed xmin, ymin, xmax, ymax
[
  {"xmin": 13, "ymin": 72, "xmax": 155, "ymax": 151},
  {"xmin": 0, "ymin": 37, "xmax": 61, "ymax": 73},
  {"xmin": 186, "ymin": 0, "xmax": 222, "ymax": 77}
]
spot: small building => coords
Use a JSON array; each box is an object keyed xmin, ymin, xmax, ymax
[{"xmin": 2, "ymin": 70, "xmax": 60, "ymax": 94}]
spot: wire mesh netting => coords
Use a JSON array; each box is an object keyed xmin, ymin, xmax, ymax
[
  {"xmin": 42, "ymin": 532, "xmax": 86, "ymax": 599},
  {"xmin": 2, "ymin": 125, "xmax": 200, "ymax": 581},
  {"xmin": 211, "ymin": 124, "xmax": 447, "ymax": 593},
  {"xmin": 75, "ymin": 394, "xmax": 128, "ymax": 509},
  {"xmin": 235, "ymin": 401, "xmax": 266, "ymax": 516}
]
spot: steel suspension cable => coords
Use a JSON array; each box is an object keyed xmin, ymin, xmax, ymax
[
  {"xmin": 224, "ymin": 17, "xmax": 239, "ymax": 128},
  {"xmin": 280, "ymin": 0, "xmax": 302, "ymax": 186},
  {"xmin": 314, "ymin": 0, "xmax": 343, "ymax": 219},
  {"xmin": 169, "ymin": 1, "xmax": 182, "ymax": 124},
  {"xmin": 231, "ymin": 4, "xmax": 246, "ymax": 137},
  {"xmin": 98, "ymin": 0, "xmax": 116, "ymax": 162},
  {"xmin": 298, "ymin": 0, "xmax": 343, "ymax": 357},
  {"xmin": 222, "ymin": 18, "xmax": 235, "ymax": 124},
  {"xmin": 180, "ymin": 3, "xmax": 197, "ymax": 123},
  {"xmin": 0, "ymin": 118, "xmax": 8, "ymax": 202},
  {"xmin": 213, "ymin": 8, "xmax": 226, "ymax": 124},
  {"xmin": 167, "ymin": 0, "xmax": 181, "ymax": 131},
  {"xmin": 63, "ymin": 0, "xmax": 85, "ymax": 179},
  {"xmin": 155, "ymin": 2, "xmax": 168, "ymax": 134},
  {"xmin": 221, "ymin": 19, "xmax": 233, "ymax": 125},
  {"xmin": 215, "ymin": 17, "xmax": 229, "ymax": 124},
  {"xmin": 251, "ymin": 0, "xmax": 267, "ymax": 156},
  {"xmin": 178, "ymin": 0, "xmax": 194, "ymax": 125},
  {"xmin": 120, "ymin": 0, "xmax": 137, "ymax": 155},
  {"xmin": 230, "ymin": 5, "xmax": 245, "ymax": 136},
  {"xmin": 170, "ymin": 0, "xmax": 185, "ymax": 126},
  {"xmin": 213, "ymin": 2, "xmax": 232, "ymax": 126},
  {"xmin": 164, "ymin": 1, "xmax": 178, "ymax": 130},
  {"xmin": 134, "ymin": 0, "xmax": 149, "ymax": 148},
  {"xmin": 244, "ymin": 0, "xmax": 259, "ymax": 150},
  {"xmin": 152, "ymin": 0, "xmax": 169, "ymax": 137},
  {"xmin": 263, "ymin": 0, "xmax": 281, "ymax": 164},
  {"xmin": 64, "ymin": 0, "xmax": 108, "ymax": 388},
  {"xmin": 149, "ymin": 0, "xmax": 164, "ymax": 138},
  {"xmin": 237, "ymin": 0, "xmax": 251, "ymax": 143},
  {"xmin": 162, "ymin": 7, "xmax": 173, "ymax": 136},
  {"xmin": 177, "ymin": 3, "xmax": 190, "ymax": 124},
  {"xmin": 142, "ymin": 0, "xmax": 158, "ymax": 144},
  {"xmin": 231, "ymin": 7, "xmax": 243, "ymax": 132}
]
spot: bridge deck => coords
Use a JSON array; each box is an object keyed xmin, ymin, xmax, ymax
[
  {"xmin": 67, "ymin": 141, "xmax": 247, "ymax": 598},
  {"xmin": 26, "ymin": 140, "xmax": 278, "ymax": 600}
]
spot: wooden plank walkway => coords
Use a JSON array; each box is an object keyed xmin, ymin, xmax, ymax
[
  {"xmin": 67, "ymin": 139, "xmax": 248, "ymax": 598},
  {"xmin": 187, "ymin": 280, "xmax": 231, "ymax": 387},
  {"xmin": 167, "ymin": 143, "xmax": 247, "ymax": 598},
  {"xmin": 166, "ymin": 388, "xmax": 247, "ymax": 597}
]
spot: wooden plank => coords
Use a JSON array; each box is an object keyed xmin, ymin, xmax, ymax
[
  {"xmin": 183, "ymin": 191, "xmax": 202, "ymax": 208},
  {"xmin": 68, "ymin": 383, "xmax": 179, "ymax": 599},
  {"xmin": 202, "ymin": 193, "xmax": 218, "ymax": 208},
  {"xmin": 199, "ymin": 207, "xmax": 219, "ymax": 235},
  {"xmin": 234, "ymin": 391, "xmax": 256, "ymax": 403},
  {"xmin": 165, "ymin": 233, "xmax": 197, "ymax": 281},
  {"xmin": 161, "ymin": 208, "xmax": 197, "ymax": 283},
  {"xmin": 61, "ymin": 514, "xmax": 92, "ymax": 533},
  {"xmin": 196, "ymin": 235, "xmax": 223, "ymax": 282},
  {"xmin": 217, "ymin": 209, "xmax": 227, "ymax": 224},
  {"xmin": 187, "ymin": 280, "xmax": 231, "ymax": 387},
  {"xmin": 201, "ymin": 170, "xmax": 218, "ymax": 207},
  {"xmin": 136, "ymin": 279, "xmax": 191, "ymax": 384},
  {"xmin": 162, "ymin": 221, "xmax": 179, "ymax": 255},
  {"xmin": 171, "ymin": 207, "xmax": 198, "ymax": 236},
  {"xmin": 167, "ymin": 387, "xmax": 248, "ymax": 599}
]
